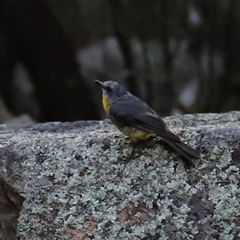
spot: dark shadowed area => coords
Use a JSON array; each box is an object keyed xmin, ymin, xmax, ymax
[{"xmin": 0, "ymin": 0, "xmax": 240, "ymax": 122}]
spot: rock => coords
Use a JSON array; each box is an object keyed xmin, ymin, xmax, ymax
[
  {"xmin": 0, "ymin": 176, "xmax": 24, "ymax": 240},
  {"xmin": 0, "ymin": 112, "xmax": 240, "ymax": 239}
]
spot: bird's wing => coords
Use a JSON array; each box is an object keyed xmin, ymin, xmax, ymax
[{"xmin": 110, "ymin": 94, "xmax": 180, "ymax": 142}]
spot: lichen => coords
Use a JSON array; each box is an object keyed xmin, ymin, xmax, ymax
[{"xmin": 0, "ymin": 113, "xmax": 240, "ymax": 239}]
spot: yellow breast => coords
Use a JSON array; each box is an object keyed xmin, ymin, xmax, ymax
[
  {"xmin": 102, "ymin": 95, "xmax": 111, "ymax": 116},
  {"xmin": 102, "ymin": 95, "xmax": 149, "ymax": 140}
]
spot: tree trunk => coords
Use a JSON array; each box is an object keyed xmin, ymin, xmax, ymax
[{"xmin": 0, "ymin": 0, "xmax": 99, "ymax": 121}]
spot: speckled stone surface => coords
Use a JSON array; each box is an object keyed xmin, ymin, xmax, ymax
[
  {"xmin": 0, "ymin": 176, "xmax": 24, "ymax": 240},
  {"xmin": 0, "ymin": 112, "xmax": 240, "ymax": 239}
]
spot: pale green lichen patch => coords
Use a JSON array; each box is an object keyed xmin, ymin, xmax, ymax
[{"xmin": 0, "ymin": 113, "xmax": 240, "ymax": 239}]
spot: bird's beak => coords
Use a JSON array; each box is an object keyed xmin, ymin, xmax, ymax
[{"xmin": 95, "ymin": 80, "xmax": 104, "ymax": 88}]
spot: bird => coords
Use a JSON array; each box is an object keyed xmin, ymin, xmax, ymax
[{"xmin": 95, "ymin": 80, "xmax": 199, "ymax": 163}]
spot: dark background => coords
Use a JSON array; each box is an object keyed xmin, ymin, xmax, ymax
[{"xmin": 0, "ymin": 0, "xmax": 239, "ymax": 123}]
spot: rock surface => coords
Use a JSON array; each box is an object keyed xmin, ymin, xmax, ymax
[
  {"xmin": 0, "ymin": 112, "xmax": 240, "ymax": 239},
  {"xmin": 0, "ymin": 176, "xmax": 24, "ymax": 240}
]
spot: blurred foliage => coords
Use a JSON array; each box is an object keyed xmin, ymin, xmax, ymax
[{"xmin": 1, "ymin": 0, "xmax": 240, "ymax": 122}]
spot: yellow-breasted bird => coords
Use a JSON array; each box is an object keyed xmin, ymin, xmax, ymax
[{"xmin": 95, "ymin": 80, "xmax": 199, "ymax": 163}]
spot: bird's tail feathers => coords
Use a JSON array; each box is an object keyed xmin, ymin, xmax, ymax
[{"xmin": 163, "ymin": 138, "xmax": 199, "ymax": 163}]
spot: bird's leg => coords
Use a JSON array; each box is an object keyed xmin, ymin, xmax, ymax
[
  {"xmin": 118, "ymin": 136, "xmax": 155, "ymax": 162},
  {"xmin": 118, "ymin": 140, "xmax": 139, "ymax": 162}
]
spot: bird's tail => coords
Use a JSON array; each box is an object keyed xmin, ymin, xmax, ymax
[{"xmin": 163, "ymin": 138, "xmax": 200, "ymax": 164}]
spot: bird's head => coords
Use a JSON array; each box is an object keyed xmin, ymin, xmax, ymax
[{"xmin": 95, "ymin": 80, "xmax": 127, "ymax": 101}]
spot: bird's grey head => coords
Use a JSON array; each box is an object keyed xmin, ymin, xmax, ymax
[{"xmin": 95, "ymin": 80, "xmax": 127, "ymax": 100}]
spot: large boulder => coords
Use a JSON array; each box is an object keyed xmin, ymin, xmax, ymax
[
  {"xmin": 0, "ymin": 112, "xmax": 240, "ymax": 239},
  {"xmin": 0, "ymin": 176, "xmax": 24, "ymax": 240}
]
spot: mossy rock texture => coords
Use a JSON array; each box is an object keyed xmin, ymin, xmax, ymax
[{"xmin": 0, "ymin": 112, "xmax": 240, "ymax": 240}]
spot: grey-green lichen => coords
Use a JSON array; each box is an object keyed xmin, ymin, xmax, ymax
[{"xmin": 0, "ymin": 112, "xmax": 240, "ymax": 239}]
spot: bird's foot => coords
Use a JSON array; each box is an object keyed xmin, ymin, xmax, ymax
[{"xmin": 117, "ymin": 137, "xmax": 155, "ymax": 162}]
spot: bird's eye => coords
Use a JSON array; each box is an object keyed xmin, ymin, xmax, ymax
[{"xmin": 105, "ymin": 86, "xmax": 111, "ymax": 91}]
